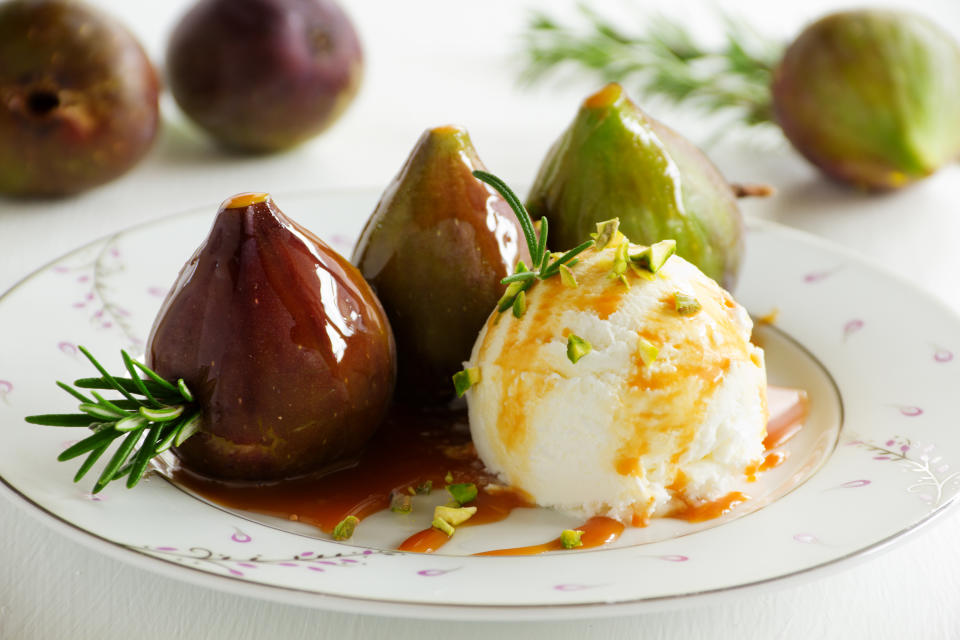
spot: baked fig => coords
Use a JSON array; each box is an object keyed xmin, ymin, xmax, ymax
[
  {"xmin": 147, "ymin": 193, "xmax": 396, "ymax": 481},
  {"xmin": 166, "ymin": 0, "xmax": 363, "ymax": 153},
  {"xmin": 0, "ymin": 0, "xmax": 159, "ymax": 196},
  {"xmin": 772, "ymin": 10, "xmax": 960, "ymax": 190},
  {"xmin": 526, "ymin": 83, "xmax": 743, "ymax": 289},
  {"xmin": 352, "ymin": 126, "xmax": 530, "ymax": 405}
]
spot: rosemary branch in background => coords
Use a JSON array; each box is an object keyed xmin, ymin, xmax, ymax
[
  {"xmin": 521, "ymin": 5, "xmax": 783, "ymax": 129},
  {"xmin": 26, "ymin": 348, "xmax": 199, "ymax": 493}
]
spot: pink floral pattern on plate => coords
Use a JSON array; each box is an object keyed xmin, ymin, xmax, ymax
[
  {"xmin": 52, "ymin": 237, "xmax": 143, "ymax": 349},
  {"xmin": 1, "ymin": 199, "xmax": 959, "ymax": 615},
  {"xmin": 850, "ymin": 437, "xmax": 960, "ymax": 507}
]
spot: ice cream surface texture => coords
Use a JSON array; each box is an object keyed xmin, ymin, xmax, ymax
[{"xmin": 465, "ymin": 238, "xmax": 767, "ymax": 525}]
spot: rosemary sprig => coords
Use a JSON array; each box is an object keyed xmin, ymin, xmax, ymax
[
  {"xmin": 473, "ymin": 170, "xmax": 593, "ymax": 313},
  {"xmin": 25, "ymin": 348, "xmax": 199, "ymax": 493},
  {"xmin": 521, "ymin": 5, "xmax": 783, "ymax": 129}
]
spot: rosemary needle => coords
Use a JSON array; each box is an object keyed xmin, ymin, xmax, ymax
[
  {"xmin": 26, "ymin": 348, "xmax": 200, "ymax": 493},
  {"xmin": 472, "ymin": 170, "xmax": 594, "ymax": 313},
  {"xmin": 521, "ymin": 6, "xmax": 782, "ymax": 130}
]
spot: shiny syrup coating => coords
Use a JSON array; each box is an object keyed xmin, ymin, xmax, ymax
[
  {"xmin": 352, "ymin": 126, "xmax": 530, "ymax": 405},
  {"xmin": 147, "ymin": 195, "xmax": 396, "ymax": 481}
]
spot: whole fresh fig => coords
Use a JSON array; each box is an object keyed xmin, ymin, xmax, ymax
[
  {"xmin": 527, "ymin": 83, "xmax": 743, "ymax": 289},
  {"xmin": 147, "ymin": 193, "xmax": 396, "ymax": 481},
  {"xmin": 167, "ymin": 0, "xmax": 362, "ymax": 153},
  {"xmin": 0, "ymin": 0, "xmax": 159, "ymax": 196},
  {"xmin": 772, "ymin": 10, "xmax": 960, "ymax": 190},
  {"xmin": 353, "ymin": 126, "xmax": 530, "ymax": 405}
]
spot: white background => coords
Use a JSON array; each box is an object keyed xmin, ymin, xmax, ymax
[{"xmin": 3, "ymin": 0, "xmax": 960, "ymax": 637}]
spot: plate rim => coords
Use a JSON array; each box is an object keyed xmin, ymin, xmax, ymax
[{"xmin": 3, "ymin": 193, "xmax": 960, "ymax": 619}]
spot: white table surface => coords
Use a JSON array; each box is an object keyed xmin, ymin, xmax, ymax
[{"xmin": 4, "ymin": 0, "xmax": 960, "ymax": 637}]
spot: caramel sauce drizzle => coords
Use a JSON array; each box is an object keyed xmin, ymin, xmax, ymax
[
  {"xmin": 474, "ymin": 517, "xmax": 625, "ymax": 556},
  {"xmin": 169, "ymin": 387, "xmax": 807, "ymax": 556}
]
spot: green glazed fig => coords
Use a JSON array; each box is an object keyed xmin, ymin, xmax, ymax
[
  {"xmin": 527, "ymin": 83, "xmax": 743, "ymax": 288},
  {"xmin": 147, "ymin": 193, "xmax": 396, "ymax": 481},
  {"xmin": 352, "ymin": 126, "xmax": 531, "ymax": 405},
  {"xmin": 772, "ymin": 10, "xmax": 960, "ymax": 191},
  {"xmin": 167, "ymin": 0, "xmax": 362, "ymax": 153},
  {"xmin": 0, "ymin": 0, "xmax": 159, "ymax": 196}
]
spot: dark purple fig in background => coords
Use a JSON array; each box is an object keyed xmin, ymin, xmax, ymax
[
  {"xmin": 166, "ymin": 0, "xmax": 363, "ymax": 153},
  {"xmin": 0, "ymin": 0, "xmax": 159, "ymax": 196},
  {"xmin": 772, "ymin": 10, "xmax": 960, "ymax": 191},
  {"xmin": 352, "ymin": 126, "xmax": 531, "ymax": 405},
  {"xmin": 147, "ymin": 193, "xmax": 396, "ymax": 481}
]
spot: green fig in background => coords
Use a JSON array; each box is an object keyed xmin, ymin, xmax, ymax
[
  {"xmin": 772, "ymin": 10, "xmax": 960, "ymax": 191},
  {"xmin": 353, "ymin": 126, "xmax": 530, "ymax": 405},
  {"xmin": 526, "ymin": 83, "xmax": 743, "ymax": 289}
]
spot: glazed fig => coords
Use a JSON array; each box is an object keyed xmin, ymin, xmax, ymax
[
  {"xmin": 0, "ymin": 0, "xmax": 159, "ymax": 196},
  {"xmin": 147, "ymin": 193, "xmax": 396, "ymax": 481},
  {"xmin": 167, "ymin": 0, "xmax": 362, "ymax": 152},
  {"xmin": 772, "ymin": 10, "xmax": 960, "ymax": 190},
  {"xmin": 352, "ymin": 126, "xmax": 530, "ymax": 405},
  {"xmin": 526, "ymin": 83, "xmax": 743, "ymax": 289}
]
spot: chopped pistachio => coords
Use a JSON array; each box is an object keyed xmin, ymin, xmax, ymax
[
  {"xmin": 415, "ymin": 480, "xmax": 433, "ymax": 495},
  {"xmin": 497, "ymin": 280, "xmax": 525, "ymax": 312},
  {"xmin": 591, "ymin": 218, "xmax": 620, "ymax": 250},
  {"xmin": 611, "ymin": 237, "xmax": 630, "ymax": 282},
  {"xmin": 629, "ymin": 261, "xmax": 655, "ymax": 281},
  {"xmin": 452, "ymin": 367, "xmax": 481, "ymax": 397},
  {"xmin": 638, "ymin": 336, "xmax": 659, "ymax": 366},
  {"xmin": 444, "ymin": 471, "xmax": 454, "ymax": 483},
  {"xmin": 407, "ymin": 486, "xmax": 416, "ymax": 495},
  {"xmin": 567, "ymin": 334, "xmax": 592, "ymax": 363},
  {"xmin": 631, "ymin": 239, "xmax": 676, "ymax": 273},
  {"xmin": 496, "ymin": 260, "xmax": 531, "ymax": 312},
  {"xmin": 558, "ymin": 264, "xmax": 578, "ymax": 288},
  {"xmin": 673, "ymin": 291, "xmax": 702, "ymax": 315},
  {"xmin": 332, "ymin": 515, "xmax": 359, "ymax": 541},
  {"xmin": 432, "ymin": 517, "xmax": 455, "ymax": 536},
  {"xmin": 434, "ymin": 505, "xmax": 477, "ymax": 527},
  {"xmin": 561, "ymin": 529, "xmax": 584, "ymax": 549},
  {"xmin": 648, "ymin": 239, "xmax": 676, "ymax": 271},
  {"xmin": 512, "ymin": 290, "xmax": 527, "ymax": 318},
  {"xmin": 447, "ymin": 482, "xmax": 478, "ymax": 505},
  {"xmin": 389, "ymin": 490, "xmax": 412, "ymax": 513},
  {"xmin": 629, "ymin": 245, "xmax": 649, "ymax": 263}
]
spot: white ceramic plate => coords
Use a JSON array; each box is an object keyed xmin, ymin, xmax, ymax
[{"xmin": 1, "ymin": 190, "xmax": 959, "ymax": 620}]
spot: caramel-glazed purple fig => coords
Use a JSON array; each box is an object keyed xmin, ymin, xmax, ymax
[{"xmin": 147, "ymin": 193, "xmax": 396, "ymax": 481}]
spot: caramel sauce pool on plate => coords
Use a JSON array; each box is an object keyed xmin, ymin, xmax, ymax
[{"xmin": 170, "ymin": 390, "xmax": 807, "ymax": 555}]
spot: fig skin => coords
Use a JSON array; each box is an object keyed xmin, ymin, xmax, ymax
[
  {"xmin": 147, "ymin": 193, "xmax": 396, "ymax": 481},
  {"xmin": 0, "ymin": 0, "xmax": 159, "ymax": 196},
  {"xmin": 526, "ymin": 83, "xmax": 743, "ymax": 289},
  {"xmin": 352, "ymin": 126, "xmax": 531, "ymax": 405},
  {"xmin": 166, "ymin": 0, "xmax": 363, "ymax": 153},
  {"xmin": 772, "ymin": 10, "xmax": 960, "ymax": 191}
]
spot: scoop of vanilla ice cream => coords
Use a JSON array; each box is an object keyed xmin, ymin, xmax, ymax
[{"xmin": 465, "ymin": 241, "xmax": 767, "ymax": 525}]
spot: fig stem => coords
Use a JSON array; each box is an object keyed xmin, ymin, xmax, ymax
[{"xmin": 730, "ymin": 182, "xmax": 775, "ymax": 198}]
